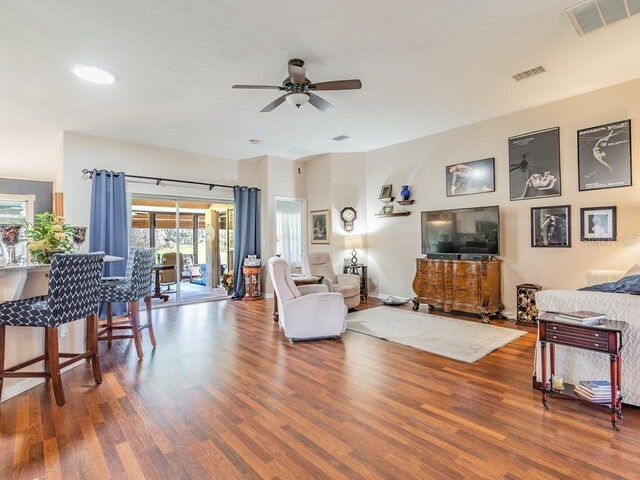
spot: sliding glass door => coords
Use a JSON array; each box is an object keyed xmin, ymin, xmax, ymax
[{"xmin": 130, "ymin": 196, "xmax": 234, "ymax": 307}]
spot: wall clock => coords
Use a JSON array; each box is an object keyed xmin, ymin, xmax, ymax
[{"xmin": 340, "ymin": 207, "xmax": 357, "ymax": 232}]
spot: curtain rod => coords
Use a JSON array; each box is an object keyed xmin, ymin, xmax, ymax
[{"xmin": 81, "ymin": 169, "xmax": 260, "ymax": 191}]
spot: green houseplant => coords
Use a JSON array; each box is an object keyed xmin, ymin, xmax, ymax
[{"xmin": 24, "ymin": 213, "xmax": 75, "ymax": 264}]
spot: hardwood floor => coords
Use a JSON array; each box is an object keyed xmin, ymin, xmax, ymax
[{"xmin": 1, "ymin": 298, "xmax": 638, "ymax": 479}]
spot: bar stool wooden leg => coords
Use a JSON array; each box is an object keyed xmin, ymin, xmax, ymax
[
  {"xmin": 106, "ymin": 302, "xmax": 113, "ymax": 349},
  {"xmin": 129, "ymin": 300, "xmax": 143, "ymax": 359},
  {"xmin": 86, "ymin": 314, "xmax": 102, "ymax": 384},
  {"xmin": 0, "ymin": 325, "xmax": 5, "ymax": 401},
  {"xmin": 46, "ymin": 326, "xmax": 65, "ymax": 406},
  {"xmin": 145, "ymin": 295, "xmax": 156, "ymax": 347}
]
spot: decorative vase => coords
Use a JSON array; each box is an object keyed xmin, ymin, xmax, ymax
[
  {"xmin": 400, "ymin": 185, "xmax": 411, "ymax": 201},
  {"xmin": 70, "ymin": 226, "xmax": 88, "ymax": 250},
  {"xmin": 0, "ymin": 224, "xmax": 22, "ymax": 265}
]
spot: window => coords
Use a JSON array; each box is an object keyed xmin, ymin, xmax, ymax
[{"xmin": 275, "ymin": 198, "xmax": 305, "ymax": 269}]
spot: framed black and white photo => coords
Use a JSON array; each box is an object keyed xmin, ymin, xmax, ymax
[
  {"xmin": 310, "ymin": 209, "xmax": 331, "ymax": 244},
  {"xmin": 509, "ymin": 127, "xmax": 561, "ymax": 201},
  {"xmin": 379, "ymin": 184, "xmax": 392, "ymax": 200},
  {"xmin": 578, "ymin": 120, "xmax": 631, "ymax": 191},
  {"xmin": 445, "ymin": 157, "xmax": 495, "ymax": 197},
  {"xmin": 580, "ymin": 206, "xmax": 616, "ymax": 241},
  {"xmin": 531, "ymin": 205, "xmax": 571, "ymax": 247}
]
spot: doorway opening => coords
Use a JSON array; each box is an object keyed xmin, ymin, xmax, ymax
[
  {"xmin": 130, "ymin": 196, "xmax": 234, "ymax": 306},
  {"xmin": 275, "ymin": 197, "xmax": 306, "ymax": 272}
]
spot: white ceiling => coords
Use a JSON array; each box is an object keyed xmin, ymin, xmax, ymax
[{"xmin": 2, "ymin": 0, "xmax": 640, "ymax": 161}]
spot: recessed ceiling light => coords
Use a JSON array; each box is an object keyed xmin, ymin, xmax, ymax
[{"xmin": 72, "ymin": 64, "xmax": 117, "ymax": 84}]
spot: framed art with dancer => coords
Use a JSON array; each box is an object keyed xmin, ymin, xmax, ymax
[
  {"xmin": 445, "ymin": 158, "xmax": 495, "ymax": 197},
  {"xmin": 531, "ymin": 205, "xmax": 571, "ymax": 248},
  {"xmin": 509, "ymin": 127, "xmax": 561, "ymax": 201},
  {"xmin": 578, "ymin": 120, "xmax": 631, "ymax": 191}
]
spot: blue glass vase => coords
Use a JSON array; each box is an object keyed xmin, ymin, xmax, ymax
[{"xmin": 400, "ymin": 185, "xmax": 411, "ymax": 201}]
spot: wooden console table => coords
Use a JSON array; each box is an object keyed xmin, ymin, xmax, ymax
[
  {"xmin": 242, "ymin": 265, "xmax": 262, "ymax": 300},
  {"xmin": 537, "ymin": 313, "xmax": 625, "ymax": 430},
  {"xmin": 272, "ymin": 275, "xmax": 323, "ymax": 321},
  {"xmin": 411, "ymin": 257, "xmax": 503, "ymax": 323}
]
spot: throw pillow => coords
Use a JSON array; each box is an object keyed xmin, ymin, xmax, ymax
[{"xmin": 624, "ymin": 263, "xmax": 640, "ymax": 277}]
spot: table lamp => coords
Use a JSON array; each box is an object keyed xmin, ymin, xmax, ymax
[{"xmin": 345, "ymin": 235, "xmax": 364, "ymax": 266}]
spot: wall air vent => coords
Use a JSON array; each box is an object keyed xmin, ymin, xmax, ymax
[
  {"xmin": 512, "ymin": 66, "xmax": 546, "ymax": 82},
  {"xmin": 566, "ymin": 0, "xmax": 639, "ymax": 36},
  {"xmin": 332, "ymin": 135, "xmax": 350, "ymax": 142}
]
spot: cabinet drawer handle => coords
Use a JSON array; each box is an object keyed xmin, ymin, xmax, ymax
[
  {"xmin": 552, "ymin": 335, "xmax": 557, "ymax": 339},
  {"xmin": 594, "ymin": 343, "xmax": 600, "ymax": 347},
  {"xmin": 594, "ymin": 333, "xmax": 599, "ymax": 337},
  {"xmin": 552, "ymin": 326, "xmax": 557, "ymax": 330}
]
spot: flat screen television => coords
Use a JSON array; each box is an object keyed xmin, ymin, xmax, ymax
[{"xmin": 421, "ymin": 206, "xmax": 500, "ymax": 257}]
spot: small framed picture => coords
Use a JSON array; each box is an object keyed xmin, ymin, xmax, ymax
[
  {"xmin": 310, "ymin": 209, "xmax": 331, "ymax": 244},
  {"xmin": 578, "ymin": 120, "xmax": 631, "ymax": 191},
  {"xmin": 379, "ymin": 184, "xmax": 392, "ymax": 200},
  {"xmin": 531, "ymin": 205, "xmax": 571, "ymax": 247},
  {"xmin": 446, "ymin": 157, "xmax": 495, "ymax": 196},
  {"xmin": 580, "ymin": 206, "xmax": 617, "ymax": 241}
]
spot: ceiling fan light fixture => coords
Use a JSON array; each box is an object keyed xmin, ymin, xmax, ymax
[{"xmin": 286, "ymin": 92, "xmax": 310, "ymax": 108}]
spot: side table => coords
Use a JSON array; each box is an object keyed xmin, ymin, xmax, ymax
[
  {"xmin": 242, "ymin": 265, "xmax": 262, "ymax": 300},
  {"xmin": 537, "ymin": 312, "xmax": 625, "ymax": 430},
  {"xmin": 343, "ymin": 264, "xmax": 367, "ymax": 299},
  {"xmin": 273, "ymin": 275, "xmax": 323, "ymax": 321}
]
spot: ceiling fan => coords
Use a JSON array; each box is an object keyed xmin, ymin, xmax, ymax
[{"xmin": 232, "ymin": 58, "xmax": 362, "ymax": 112}]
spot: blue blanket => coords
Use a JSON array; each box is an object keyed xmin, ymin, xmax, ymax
[{"xmin": 580, "ymin": 274, "xmax": 640, "ymax": 295}]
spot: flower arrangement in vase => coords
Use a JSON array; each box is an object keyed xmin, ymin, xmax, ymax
[
  {"xmin": 23, "ymin": 213, "xmax": 75, "ymax": 264},
  {"xmin": 220, "ymin": 270, "xmax": 235, "ymax": 293}
]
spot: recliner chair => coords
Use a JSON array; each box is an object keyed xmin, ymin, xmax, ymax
[
  {"xmin": 301, "ymin": 252, "xmax": 361, "ymax": 309},
  {"xmin": 268, "ymin": 256, "xmax": 346, "ymax": 341}
]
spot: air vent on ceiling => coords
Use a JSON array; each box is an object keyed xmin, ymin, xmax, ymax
[
  {"xmin": 512, "ymin": 66, "xmax": 546, "ymax": 82},
  {"xmin": 288, "ymin": 147, "xmax": 311, "ymax": 156},
  {"xmin": 566, "ymin": 0, "xmax": 640, "ymax": 36},
  {"xmin": 332, "ymin": 135, "xmax": 350, "ymax": 142}
]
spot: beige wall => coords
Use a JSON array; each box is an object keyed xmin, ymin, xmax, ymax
[
  {"xmin": 305, "ymin": 152, "xmax": 368, "ymax": 274},
  {"xmin": 360, "ymin": 77, "xmax": 640, "ymax": 308}
]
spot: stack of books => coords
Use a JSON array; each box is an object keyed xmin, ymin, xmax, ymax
[
  {"xmin": 574, "ymin": 381, "xmax": 613, "ymax": 403},
  {"xmin": 555, "ymin": 311, "xmax": 606, "ymax": 324}
]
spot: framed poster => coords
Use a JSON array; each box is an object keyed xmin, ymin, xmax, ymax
[
  {"xmin": 310, "ymin": 209, "xmax": 331, "ymax": 244},
  {"xmin": 509, "ymin": 127, "xmax": 561, "ymax": 201},
  {"xmin": 580, "ymin": 206, "xmax": 616, "ymax": 241},
  {"xmin": 445, "ymin": 158, "xmax": 495, "ymax": 197},
  {"xmin": 531, "ymin": 205, "xmax": 571, "ymax": 247},
  {"xmin": 578, "ymin": 120, "xmax": 631, "ymax": 191}
]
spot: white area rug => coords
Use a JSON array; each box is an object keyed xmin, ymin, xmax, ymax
[{"xmin": 347, "ymin": 307, "xmax": 526, "ymax": 363}]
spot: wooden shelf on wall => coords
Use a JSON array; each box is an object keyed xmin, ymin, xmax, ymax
[
  {"xmin": 396, "ymin": 200, "xmax": 415, "ymax": 206},
  {"xmin": 374, "ymin": 212, "xmax": 411, "ymax": 217}
]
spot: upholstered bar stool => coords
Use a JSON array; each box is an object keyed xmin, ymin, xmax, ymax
[
  {"xmin": 98, "ymin": 248, "xmax": 155, "ymax": 358},
  {"xmin": 0, "ymin": 253, "xmax": 105, "ymax": 406}
]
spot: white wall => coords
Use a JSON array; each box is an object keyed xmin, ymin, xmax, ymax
[
  {"xmin": 360, "ymin": 77, "xmax": 640, "ymax": 308},
  {"xmin": 305, "ymin": 152, "xmax": 368, "ymax": 275},
  {"xmin": 0, "ymin": 128, "xmax": 62, "ymax": 186}
]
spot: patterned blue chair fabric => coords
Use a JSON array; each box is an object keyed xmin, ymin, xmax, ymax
[
  {"xmin": 99, "ymin": 248, "xmax": 154, "ymax": 302},
  {"xmin": 0, "ymin": 253, "xmax": 105, "ymax": 328}
]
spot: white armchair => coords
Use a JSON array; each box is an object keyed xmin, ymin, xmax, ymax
[
  {"xmin": 267, "ymin": 257, "xmax": 347, "ymax": 341},
  {"xmin": 301, "ymin": 252, "xmax": 361, "ymax": 309}
]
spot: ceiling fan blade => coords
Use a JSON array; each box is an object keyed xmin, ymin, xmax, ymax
[
  {"xmin": 232, "ymin": 85, "xmax": 283, "ymax": 89},
  {"xmin": 260, "ymin": 94, "xmax": 287, "ymax": 112},
  {"xmin": 308, "ymin": 93, "xmax": 334, "ymax": 112},
  {"xmin": 308, "ymin": 79, "xmax": 362, "ymax": 90},
  {"xmin": 288, "ymin": 65, "xmax": 307, "ymax": 84}
]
